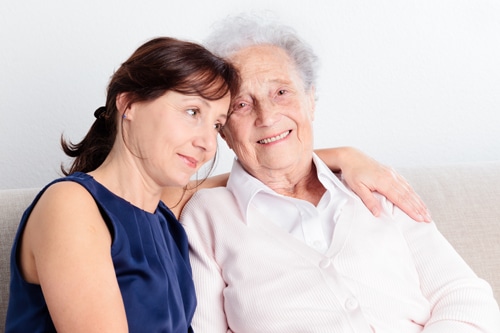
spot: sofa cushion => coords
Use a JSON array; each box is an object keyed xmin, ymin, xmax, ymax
[{"xmin": 399, "ymin": 162, "xmax": 500, "ymax": 302}]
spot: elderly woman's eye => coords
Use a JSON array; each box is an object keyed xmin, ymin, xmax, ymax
[
  {"xmin": 230, "ymin": 102, "xmax": 246, "ymax": 112},
  {"xmin": 278, "ymin": 89, "xmax": 287, "ymax": 95}
]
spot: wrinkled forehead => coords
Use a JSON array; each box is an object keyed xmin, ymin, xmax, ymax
[
  {"xmin": 230, "ymin": 45, "xmax": 305, "ymax": 92},
  {"xmin": 230, "ymin": 44, "xmax": 291, "ymax": 69}
]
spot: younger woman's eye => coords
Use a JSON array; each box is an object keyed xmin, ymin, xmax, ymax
[
  {"xmin": 214, "ymin": 123, "xmax": 224, "ymax": 132},
  {"xmin": 186, "ymin": 108, "xmax": 198, "ymax": 116}
]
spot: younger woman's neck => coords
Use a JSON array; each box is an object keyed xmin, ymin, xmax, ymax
[{"xmin": 89, "ymin": 154, "xmax": 162, "ymax": 213}]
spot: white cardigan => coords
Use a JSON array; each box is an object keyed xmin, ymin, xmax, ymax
[{"xmin": 181, "ymin": 161, "xmax": 500, "ymax": 333}]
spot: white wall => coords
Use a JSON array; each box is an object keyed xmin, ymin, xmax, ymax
[{"xmin": 1, "ymin": 0, "xmax": 499, "ymax": 189}]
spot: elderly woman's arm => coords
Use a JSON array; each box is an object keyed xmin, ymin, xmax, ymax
[
  {"xmin": 392, "ymin": 204, "xmax": 500, "ymax": 331},
  {"xmin": 162, "ymin": 146, "xmax": 430, "ymax": 221},
  {"xmin": 315, "ymin": 147, "xmax": 430, "ymax": 222}
]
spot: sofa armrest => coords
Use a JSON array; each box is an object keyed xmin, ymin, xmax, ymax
[{"xmin": 0, "ymin": 188, "xmax": 39, "ymax": 331}]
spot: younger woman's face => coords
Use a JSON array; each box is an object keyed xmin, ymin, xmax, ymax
[{"xmin": 122, "ymin": 90, "xmax": 230, "ymax": 188}]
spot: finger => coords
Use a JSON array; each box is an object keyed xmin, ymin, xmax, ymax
[
  {"xmin": 385, "ymin": 175, "xmax": 431, "ymax": 222},
  {"xmin": 355, "ymin": 185, "xmax": 383, "ymax": 217}
]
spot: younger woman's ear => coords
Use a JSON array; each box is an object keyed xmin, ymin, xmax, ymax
[{"xmin": 116, "ymin": 92, "xmax": 132, "ymax": 119}]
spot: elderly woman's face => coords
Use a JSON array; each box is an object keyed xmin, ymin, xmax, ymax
[{"xmin": 221, "ymin": 44, "xmax": 316, "ymax": 178}]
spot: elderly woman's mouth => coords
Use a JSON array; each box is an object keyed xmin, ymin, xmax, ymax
[{"xmin": 257, "ymin": 130, "xmax": 291, "ymax": 144}]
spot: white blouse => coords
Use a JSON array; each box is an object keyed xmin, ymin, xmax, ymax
[{"xmin": 181, "ymin": 156, "xmax": 500, "ymax": 333}]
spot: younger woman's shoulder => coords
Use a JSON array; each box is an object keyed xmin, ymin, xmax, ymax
[
  {"xmin": 30, "ymin": 177, "xmax": 102, "ymax": 231},
  {"xmin": 42, "ymin": 178, "xmax": 94, "ymax": 205}
]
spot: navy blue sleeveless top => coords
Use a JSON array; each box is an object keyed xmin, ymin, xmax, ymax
[{"xmin": 6, "ymin": 172, "xmax": 196, "ymax": 332}]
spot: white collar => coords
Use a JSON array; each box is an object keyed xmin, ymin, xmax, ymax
[{"xmin": 226, "ymin": 153, "xmax": 356, "ymax": 223}]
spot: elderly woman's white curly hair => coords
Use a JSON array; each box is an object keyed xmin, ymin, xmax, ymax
[{"xmin": 204, "ymin": 11, "xmax": 319, "ymax": 92}]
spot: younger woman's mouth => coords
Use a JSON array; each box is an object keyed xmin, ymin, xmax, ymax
[{"xmin": 179, "ymin": 154, "xmax": 198, "ymax": 168}]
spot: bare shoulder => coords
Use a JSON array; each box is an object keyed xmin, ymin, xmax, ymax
[
  {"xmin": 29, "ymin": 181, "xmax": 101, "ymax": 228},
  {"xmin": 30, "ymin": 180, "xmax": 108, "ymax": 236},
  {"xmin": 21, "ymin": 180, "xmax": 111, "ymax": 284},
  {"xmin": 21, "ymin": 181, "xmax": 127, "ymax": 330},
  {"xmin": 39, "ymin": 180, "xmax": 95, "ymax": 206}
]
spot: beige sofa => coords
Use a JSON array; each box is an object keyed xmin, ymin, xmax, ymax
[{"xmin": 1, "ymin": 162, "xmax": 499, "ymax": 330}]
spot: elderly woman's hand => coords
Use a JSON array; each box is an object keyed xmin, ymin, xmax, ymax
[{"xmin": 316, "ymin": 147, "xmax": 431, "ymax": 222}]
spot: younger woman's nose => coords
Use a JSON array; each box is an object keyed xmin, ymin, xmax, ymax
[{"xmin": 193, "ymin": 126, "xmax": 217, "ymax": 153}]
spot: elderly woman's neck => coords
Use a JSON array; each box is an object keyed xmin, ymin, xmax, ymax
[{"xmin": 263, "ymin": 163, "xmax": 326, "ymax": 206}]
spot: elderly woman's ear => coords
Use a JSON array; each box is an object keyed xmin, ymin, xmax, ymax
[{"xmin": 308, "ymin": 85, "xmax": 316, "ymax": 120}]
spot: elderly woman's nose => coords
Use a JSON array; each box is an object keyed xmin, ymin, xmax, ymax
[{"xmin": 255, "ymin": 102, "xmax": 281, "ymax": 127}]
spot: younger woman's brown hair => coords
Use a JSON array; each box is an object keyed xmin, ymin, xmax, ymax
[{"xmin": 61, "ymin": 37, "xmax": 239, "ymax": 175}]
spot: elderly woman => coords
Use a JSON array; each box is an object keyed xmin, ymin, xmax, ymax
[{"xmin": 180, "ymin": 14, "xmax": 500, "ymax": 333}]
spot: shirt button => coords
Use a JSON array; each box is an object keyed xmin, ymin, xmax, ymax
[
  {"xmin": 345, "ymin": 298, "xmax": 359, "ymax": 311},
  {"xmin": 319, "ymin": 258, "xmax": 331, "ymax": 268}
]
